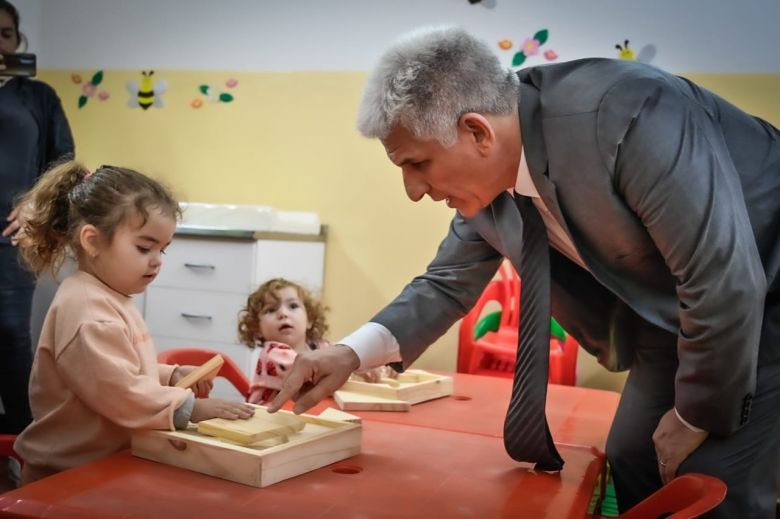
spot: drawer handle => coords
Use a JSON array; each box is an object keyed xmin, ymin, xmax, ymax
[
  {"xmin": 181, "ymin": 313, "xmax": 213, "ymax": 320},
  {"xmin": 184, "ymin": 263, "xmax": 216, "ymax": 270}
]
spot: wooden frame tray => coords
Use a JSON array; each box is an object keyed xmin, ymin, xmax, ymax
[
  {"xmin": 131, "ymin": 406, "xmax": 361, "ymax": 488},
  {"xmin": 334, "ymin": 369, "xmax": 453, "ymax": 411}
]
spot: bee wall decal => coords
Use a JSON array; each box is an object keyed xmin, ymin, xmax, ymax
[
  {"xmin": 615, "ymin": 40, "xmax": 635, "ymax": 60},
  {"xmin": 126, "ymin": 70, "xmax": 167, "ymax": 110},
  {"xmin": 615, "ymin": 39, "xmax": 657, "ymax": 64}
]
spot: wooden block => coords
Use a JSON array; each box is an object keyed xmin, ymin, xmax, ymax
[
  {"xmin": 131, "ymin": 406, "xmax": 361, "ymax": 488},
  {"xmin": 317, "ymin": 407, "xmax": 362, "ymax": 423},
  {"xmin": 174, "ymin": 354, "xmax": 224, "ymax": 389},
  {"xmin": 333, "ymin": 390, "xmax": 411, "ymax": 412},
  {"xmin": 198, "ymin": 408, "xmax": 305, "ymax": 444},
  {"xmin": 339, "ymin": 369, "xmax": 453, "ymax": 405}
]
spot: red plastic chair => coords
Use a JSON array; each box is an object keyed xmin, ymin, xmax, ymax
[
  {"xmin": 0, "ymin": 434, "xmax": 21, "ymax": 465},
  {"xmin": 613, "ymin": 473, "xmax": 727, "ymax": 519},
  {"xmin": 157, "ymin": 348, "xmax": 251, "ymax": 399},
  {"xmin": 457, "ymin": 260, "xmax": 579, "ymax": 385}
]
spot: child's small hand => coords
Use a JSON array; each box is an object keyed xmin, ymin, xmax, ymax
[
  {"xmin": 171, "ymin": 365, "xmax": 214, "ymax": 398},
  {"xmin": 190, "ymin": 399, "xmax": 255, "ymax": 423}
]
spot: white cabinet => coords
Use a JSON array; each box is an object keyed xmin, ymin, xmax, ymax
[{"xmin": 145, "ymin": 228, "xmax": 326, "ymax": 399}]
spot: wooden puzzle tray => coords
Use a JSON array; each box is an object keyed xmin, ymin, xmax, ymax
[
  {"xmin": 131, "ymin": 405, "xmax": 361, "ymax": 488},
  {"xmin": 334, "ymin": 369, "xmax": 453, "ymax": 412}
]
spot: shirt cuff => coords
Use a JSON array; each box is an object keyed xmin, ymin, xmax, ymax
[
  {"xmin": 675, "ymin": 408, "xmax": 706, "ymax": 433},
  {"xmin": 173, "ymin": 392, "xmax": 195, "ymax": 429},
  {"xmin": 337, "ymin": 322, "xmax": 402, "ymax": 371}
]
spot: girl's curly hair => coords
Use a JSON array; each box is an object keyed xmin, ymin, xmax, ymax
[{"xmin": 238, "ymin": 278, "xmax": 328, "ymax": 347}]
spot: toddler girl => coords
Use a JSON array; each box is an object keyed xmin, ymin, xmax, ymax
[
  {"xmin": 14, "ymin": 161, "xmax": 254, "ymax": 485},
  {"xmin": 239, "ymin": 278, "xmax": 330, "ymax": 404}
]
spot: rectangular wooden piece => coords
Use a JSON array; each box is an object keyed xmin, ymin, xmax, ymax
[
  {"xmin": 174, "ymin": 354, "xmax": 224, "ymax": 389},
  {"xmin": 131, "ymin": 405, "xmax": 361, "ymax": 488},
  {"xmin": 317, "ymin": 407, "xmax": 363, "ymax": 423},
  {"xmin": 333, "ymin": 390, "xmax": 411, "ymax": 412}
]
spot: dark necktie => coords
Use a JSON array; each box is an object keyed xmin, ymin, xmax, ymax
[{"xmin": 503, "ymin": 195, "xmax": 565, "ymax": 471}]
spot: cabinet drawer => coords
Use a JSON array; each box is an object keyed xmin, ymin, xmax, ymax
[
  {"xmin": 157, "ymin": 237, "xmax": 255, "ymax": 292},
  {"xmin": 145, "ymin": 287, "xmax": 247, "ymax": 344}
]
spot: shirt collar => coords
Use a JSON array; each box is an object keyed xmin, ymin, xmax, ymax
[{"xmin": 512, "ymin": 146, "xmax": 540, "ymax": 199}]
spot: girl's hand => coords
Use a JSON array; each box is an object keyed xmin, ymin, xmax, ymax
[
  {"xmin": 190, "ymin": 399, "xmax": 255, "ymax": 422},
  {"xmin": 171, "ymin": 365, "xmax": 214, "ymax": 398}
]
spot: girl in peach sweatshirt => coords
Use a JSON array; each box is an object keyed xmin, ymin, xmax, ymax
[{"xmin": 13, "ymin": 161, "xmax": 254, "ymax": 485}]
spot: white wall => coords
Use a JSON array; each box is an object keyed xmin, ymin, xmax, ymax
[{"xmin": 14, "ymin": 0, "xmax": 780, "ymax": 73}]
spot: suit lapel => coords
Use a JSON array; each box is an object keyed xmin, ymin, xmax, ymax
[
  {"xmin": 517, "ymin": 81, "xmax": 577, "ymax": 252},
  {"xmin": 491, "ymin": 192, "xmax": 525, "ymax": 271}
]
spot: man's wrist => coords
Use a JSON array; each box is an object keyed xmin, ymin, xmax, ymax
[
  {"xmin": 334, "ymin": 344, "xmax": 361, "ymax": 371},
  {"xmin": 675, "ymin": 408, "xmax": 707, "ymax": 433}
]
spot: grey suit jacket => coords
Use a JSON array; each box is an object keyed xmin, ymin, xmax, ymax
[{"xmin": 373, "ymin": 58, "xmax": 780, "ymax": 436}]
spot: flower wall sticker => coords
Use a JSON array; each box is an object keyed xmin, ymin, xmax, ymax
[
  {"xmin": 76, "ymin": 70, "xmax": 109, "ymax": 108},
  {"xmin": 191, "ymin": 78, "xmax": 238, "ymax": 109},
  {"xmin": 499, "ymin": 29, "xmax": 558, "ymax": 68}
]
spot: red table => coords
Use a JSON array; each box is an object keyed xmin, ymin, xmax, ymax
[
  {"xmin": 307, "ymin": 373, "xmax": 620, "ymax": 452},
  {"xmin": 0, "ymin": 421, "xmax": 604, "ymax": 519}
]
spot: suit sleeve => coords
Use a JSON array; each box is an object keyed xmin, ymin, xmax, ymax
[
  {"xmin": 56, "ymin": 321, "xmax": 191, "ymax": 431},
  {"xmin": 601, "ymin": 78, "xmax": 766, "ymax": 435},
  {"xmin": 371, "ymin": 213, "xmax": 503, "ymax": 369}
]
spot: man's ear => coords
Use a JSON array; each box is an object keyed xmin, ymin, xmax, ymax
[
  {"xmin": 79, "ymin": 224, "xmax": 102, "ymax": 259},
  {"xmin": 458, "ymin": 112, "xmax": 496, "ymax": 154}
]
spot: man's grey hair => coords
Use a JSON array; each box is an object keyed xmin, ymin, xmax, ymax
[{"xmin": 357, "ymin": 26, "xmax": 519, "ymax": 147}]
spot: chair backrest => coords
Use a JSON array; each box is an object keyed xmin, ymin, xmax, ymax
[
  {"xmin": 0, "ymin": 434, "xmax": 21, "ymax": 465},
  {"xmin": 157, "ymin": 348, "xmax": 251, "ymax": 398},
  {"xmin": 457, "ymin": 280, "xmax": 506, "ymax": 373},
  {"xmin": 619, "ymin": 473, "xmax": 727, "ymax": 519},
  {"xmin": 497, "ymin": 260, "xmax": 521, "ymax": 329},
  {"xmin": 457, "ymin": 259, "xmax": 580, "ymax": 384}
]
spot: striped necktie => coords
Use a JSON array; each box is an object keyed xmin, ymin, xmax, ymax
[{"xmin": 503, "ymin": 195, "xmax": 564, "ymax": 471}]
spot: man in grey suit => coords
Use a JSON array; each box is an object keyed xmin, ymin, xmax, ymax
[{"xmin": 269, "ymin": 27, "xmax": 780, "ymax": 517}]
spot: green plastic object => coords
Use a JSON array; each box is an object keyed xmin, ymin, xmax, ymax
[
  {"xmin": 550, "ymin": 317, "xmax": 567, "ymax": 340},
  {"xmin": 473, "ymin": 311, "xmax": 502, "ymax": 339},
  {"xmin": 473, "ymin": 311, "xmax": 567, "ymax": 340}
]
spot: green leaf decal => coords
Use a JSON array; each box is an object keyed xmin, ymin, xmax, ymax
[
  {"xmin": 533, "ymin": 29, "xmax": 548, "ymax": 45},
  {"xmin": 512, "ymin": 52, "xmax": 527, "ymax": 67},
  {"xmin": 78, "ymin": 95, "xmax": 88, "ymax": 108},
  {"xmin": 219, "ymin": 93, "xmax": 234, "ymax": 103},
  {"xmin": 91, "ymin": 70, "xmax": 103, "ymax": 86}
]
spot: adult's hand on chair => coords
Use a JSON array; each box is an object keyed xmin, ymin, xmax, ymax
[
  {"xmin": 3, "ymin": 204, "xmax": 32, "ymax": 246},
  {"xmin": 652, "ymin": 408, "xmax": 709, "ymax": 484},
  {"xmin": 267, "ymin": 345, "xmax": 360, "ymax": 414}
]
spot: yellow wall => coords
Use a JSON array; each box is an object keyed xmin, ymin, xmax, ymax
[{"xmin": 39, "ymin": 70, "xmax": 780, "ymax": 392}]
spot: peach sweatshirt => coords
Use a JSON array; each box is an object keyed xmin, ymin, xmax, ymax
[{"xmin": 15, "ymin": 271, "xmax": 190, "ymax": 473}]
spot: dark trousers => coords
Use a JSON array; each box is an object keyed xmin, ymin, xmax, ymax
[
  {"xmin": 0, "ymin": 285, "xmax": 34, "ymax": 434},
  {"xmin": 606, "ymin": 295, "xmax": 780, "ymax": 518}
]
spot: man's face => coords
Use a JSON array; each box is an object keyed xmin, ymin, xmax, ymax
[{"xmin": 382, "ymin": 119, "xmax": 512, "ymax": 218}]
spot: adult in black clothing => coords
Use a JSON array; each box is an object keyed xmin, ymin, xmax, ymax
[{"xmin": 0, "ymin": 0, "xmax": 74, "ymax": 434}]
